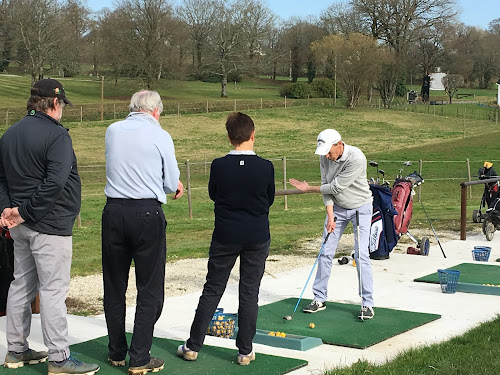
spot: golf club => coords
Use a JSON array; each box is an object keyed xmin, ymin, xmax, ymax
[
  {"xmin": 419, "ymin": 200, "xmax": 447, "ymax": 258},
  {"xmin": 368, "ymin": 161, "xmax": 379, "ymax": 182},
  {"xmin": 283, "ymin": 219, "xmax": 336, "ymax": 321},
  {"xmin": 355, "ymin": 210, "xmax": 365, "ymax": 321}
]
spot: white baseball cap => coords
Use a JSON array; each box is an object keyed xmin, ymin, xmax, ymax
[{"xmin": 315, "ymin": 129, "xmax": 341, "ymax": 155}]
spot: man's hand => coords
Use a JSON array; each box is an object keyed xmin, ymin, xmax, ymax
[
  {"xmin": 1, "ymin": 207, "xmax": 25, "ymax": 229},
  {"xmin": 173, "ymin": 180, "xmax": 184, "ymax": 200},
  {"xmin": 289, "ymin": 178, "xmax": 310, "ymax": 192},
  {"xmin": 326, "ymin": 215, "xmax": 336, "ymax": 233}
]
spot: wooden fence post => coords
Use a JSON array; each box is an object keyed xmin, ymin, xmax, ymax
[
  {"xmin": 206, "ymin": 100, "xmax": 209, "ymax": 113},
  {"xmin": 234, "ymin": 99, "xmax": 237, "ymax": 112},
  {"xmin": 113, "ymin": 103, "xmax": 116, "ymax": 119},
  {"xmin": 284, "ymin": 96, "xmax": 287, "ymax": 109},
  {"xmin": 77, "ymin": 212, "xmax": 82, "ymax": 228},
  {"xmin": 186, "ymin": 160, "xmax": 192, "ymax": 219},
  {"xmin": 260, "ymin": 97, "xmax": 263, "ymax": 110},
  {"xmin": 283, "ymin": 157, "xmax": 288, "ymax": 210},
  {"xmin": 177, "ymin": 103, "xmax": 180, "ymax": 116},
  {"xmin": 80, "ymin": 107, "xmax": 83, "ymax": 123},
  {"xmin": 5, "ymin": 110, "xmax": 8, "ymax": 126}
]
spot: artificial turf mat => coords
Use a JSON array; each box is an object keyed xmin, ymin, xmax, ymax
[
  {"xmin": 414, "ymin": 262, "xmax": 500, "ymax": 296},
  {"xmin": 256, "ymin": 298, "xmax": 440, "ymax": 349},
  {"xmin": 0, "ymin": 334, "xmax": 307, "ymax": 375}
]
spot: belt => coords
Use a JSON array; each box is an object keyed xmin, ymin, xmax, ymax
[{"xmin": 106, "ymin": 198, "xmax": 161, "ymax": 206}]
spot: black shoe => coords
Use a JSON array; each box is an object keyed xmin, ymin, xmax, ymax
[
  {"xmin": 358, "ymin": 306, "xmax": 375, "ymax": 320},
  {"xmin": 128, "ymin": 358, "xmax": 164, "ymax": 375},
  {"xmin": 303, "ymin": 300, "xmax": 326, "ymax": 313}
]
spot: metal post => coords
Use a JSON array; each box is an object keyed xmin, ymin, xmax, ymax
[
  {"xmin": 418, "ymin": 160, "xmax": 423, "ymax": 202},
  {"xmin": 283, "ymin": 157, "xmax": 288, "ymax": 210},
  {"xmin": 467, "ymin": 159, "xmax": 472, "ymax": 199},
  {"xmin": 186, "ymin": 160, "xmax": 192, "ymax": 219}
]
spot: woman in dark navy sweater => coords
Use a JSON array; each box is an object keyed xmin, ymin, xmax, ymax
[{"xmin": 177, "ymin": 112, "xmax": 275, "ymax": 365}]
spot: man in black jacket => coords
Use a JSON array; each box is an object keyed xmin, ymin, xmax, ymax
[
  {"xmin": 177, "ymin": 112, "xmax": 275, "ymax": 366},
  {"xmin": 0, "ymin": 79, "xmax": 99, "ymax": 375}
]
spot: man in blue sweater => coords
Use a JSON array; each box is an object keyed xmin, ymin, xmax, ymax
[
  {"xmin": 177, "ymin": 112, "xmax": 275, "ymax": 366},
  {"xmin": 103, "ymin": 90, "xmax": 183, "ymax": 375}
]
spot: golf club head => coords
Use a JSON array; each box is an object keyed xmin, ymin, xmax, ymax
[
  {"xmin": 404, "ymin": 161, "xmax": 412, "ymax": 166},
  {"xmin": 379, "ymin": 169, "xmax": 385, "ymax": 176},
  {"xmin": 369, "ymin": 161, "xmax": 378, "ymax": 168},
  {"xmin": 283, "ymin": 315, "xmax": 292, "ymax": 320}
]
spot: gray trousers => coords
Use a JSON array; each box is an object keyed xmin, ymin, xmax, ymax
[
  {"xmin": 312, "ymin": 202, "xmax": 374, "ymax": 307},
  {"xmin": 6, "ymin": 224, "xmax": 71, "ymax": 362}
]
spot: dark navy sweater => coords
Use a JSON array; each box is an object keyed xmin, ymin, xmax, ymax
[
  {"xmin": 0, "ymin": 111, "xmax": 81, "ymax": 235},
  {"xmin": 208, "ymin": 153, "xmax": 275, "ymax": 245}
]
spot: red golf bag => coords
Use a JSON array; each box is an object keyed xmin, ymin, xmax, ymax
[{"xmin": 391, "ymin": 180, "xmax": 413, "ymax": 236}]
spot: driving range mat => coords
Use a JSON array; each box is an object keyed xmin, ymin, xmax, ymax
[
  {"xmin": 256, "ymin": 298, "xmax": 440, "ymax": 349},
  {"xmin": 0, "ymin": 334, "xmax": 307, "ymax": 375},
  {"xmin": 414, "ymin": 262, "xmax": 500, "ymax": 296}
]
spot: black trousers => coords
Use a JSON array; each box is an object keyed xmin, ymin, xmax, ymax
[
  {"xmin": 187, "ymin": 239, "xmax": 270, "ymax": 355},
  {"xmin": 102, "ymin": 198, "xmax": 166, "ymax": 367}
]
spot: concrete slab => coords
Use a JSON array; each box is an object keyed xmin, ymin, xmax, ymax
[{"xmin": 1, "ymin": 232, "xmax": 499, "ymax": 374}]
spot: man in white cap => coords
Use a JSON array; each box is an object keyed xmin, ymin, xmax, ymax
[{"xmin": 289, "ymin": 129, "xmax": 375, "ymax": 320}]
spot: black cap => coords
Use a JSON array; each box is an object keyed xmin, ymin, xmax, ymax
[{"xmin": 31, "ymin": 79, "xmax": 72, "ymax": 106}]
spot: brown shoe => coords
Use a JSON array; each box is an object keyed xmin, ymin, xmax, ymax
[
  {"xmin": 128, "ymin": 358, "xmax": 164, "ymax": 375},
  {"xmin": 107, "ymin": 357, "xmax": 126, "ymax": 367}
]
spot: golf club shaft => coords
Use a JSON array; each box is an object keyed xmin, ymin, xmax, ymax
[
  {"xmin": 356, "ymin": 210, "xmax": 363, "ymax": 312},
  {"xmin": 419, "ymin": 201, "xmax": 447, "ymax": 258},
  {"xmin": 290, "ymin": 220, "xmax": 335, "ymax": 316}
]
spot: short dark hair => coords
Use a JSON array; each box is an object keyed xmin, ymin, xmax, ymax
[
  {"xmin": 226, "ymin": 112, "xmax": 255, "ymax": 146},
  {"xmin": 27, "ymin": 95, "xmax": 63, "ymax": 113}
]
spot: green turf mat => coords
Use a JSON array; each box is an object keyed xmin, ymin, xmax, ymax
[
  {"xmin": 415, "ymin": 263, "xmax": 500, "ymax": 285},
  {"xmin": 0, "ymin": 335, "xmax": 307, "ymax": 375},
  {"xmin": 414, "ymin": 263, "xmax": 500, "ymax": 296},
  {"xmin": 256, "ymin": 298, "xmax": 440, "ymax": 349}
]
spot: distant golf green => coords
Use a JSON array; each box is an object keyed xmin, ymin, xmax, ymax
[
  {"xmin": 257, "ymin": 299, "xmax": 441, "ymax": 349},
  {"xmin": 0, "ymin": 335, "xmax": 307, "ymax": 375}
]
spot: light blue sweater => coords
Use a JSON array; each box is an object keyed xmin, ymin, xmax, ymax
[
  {"xmin": 104, "ymin": 112, "xmax": 180, "ymax": 203},
  {"xmin": 319, "ymin": 144, "xmax": 373, "ymax": 209}
]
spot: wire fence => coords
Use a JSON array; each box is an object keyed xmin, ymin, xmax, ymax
[
  {"xmin": 77, "ymin": 157, "xmax": 498, "ymax": 223},
  {"xmin": 1, "ymin": 96, "xmax": 498, "ymax": 128}
]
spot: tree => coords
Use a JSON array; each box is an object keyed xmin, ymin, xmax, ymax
[
  {"xmin": 442, "ymin": 73, "xmax": 464, "ymax": 103},
  {"xmin": 0, "ymin": 0, "xmax": 15, "ymax": 71},
  {"xmin": 112, "ymin": 0, "xmax": 174, "ymax": 88},
  {"xmin": 489, "ymin": 18, "xmax": 500, "ymax": 35},
  {"xmin": 11, "ymin": 0, "xmax": 61, "ymax": 83},
  {"xmin": 177, "ymin": 0, "xmax": 219, "ymax": 70},
  {"xmin": 320, "ymin": 1, "xmax": 367, "ymax": 35},
  {"xmin": 240, "ymin": 0, "xmax": 275, "ymax": 75},
  {"xmin": 351, "ymin": 0, "xmax": 458, "ymax": 106},
  {"xmin": 312, "ymin": 33, "xmax": 381, "ymax": 108}
]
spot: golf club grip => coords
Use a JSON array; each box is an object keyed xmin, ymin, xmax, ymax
[{"xmin": 356, "ymin": 210, "xmax": 359, "ymax": 228}]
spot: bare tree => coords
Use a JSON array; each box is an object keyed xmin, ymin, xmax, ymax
[
  {"xmin": 442, "ymin": 73, "xmax": 464, "ymax": 103},
  {"xmin": 113, "ymin": 0, "xmax": 174, "ymax": 88},
  {"xmin": 312, "ymin": 33, "xmax": 381, "ymax": 108},
  {"xmin": 11, "ymin": 0, "xmax": 60, "ymax": 84},
  {"xmin": 351, "ymin": 0, "xmax": 458, "ymax": 106},
  {"xmin": 0, "ymin": 0, "xmax": 15, "ymax": 71},
  {"xmin": 320, "ymin": 1, "xmax": 367, "ymax": 35},
  {"xmin": 240, "ymin": 0, "xmax": 275, "ymax": 75},
  {"xmin": 177, "ymin": 0, "xmax": 219, "ymax": 70},
  {"xmin": 489, "ymin": 18, "xmax": 500, "ymax": 35}
]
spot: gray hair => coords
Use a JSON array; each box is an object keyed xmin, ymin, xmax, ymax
[{"xmin": 129, "ymin": 90, "xmax": 163, "ymax": 114}]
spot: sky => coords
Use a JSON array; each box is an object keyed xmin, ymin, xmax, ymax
[{"xmin": 86, "ymin": 0, "xmax": 498, "ymax": 30}]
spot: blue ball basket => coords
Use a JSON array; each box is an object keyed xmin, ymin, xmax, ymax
[
  {"xmin": 437, "ymin": 269, "xmax": 460, "ymax": 294},
  {"xmin": 472, "ymin": 246, "xmax": 491, "ymax": 262},
  {"xmin": 206, "ymin": 308, "xmax": 237, "ymax": 339}
]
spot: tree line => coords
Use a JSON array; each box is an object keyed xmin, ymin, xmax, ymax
[{"xmin": 0, "ymin": 0, "xmax": 499, "ymax": 107}]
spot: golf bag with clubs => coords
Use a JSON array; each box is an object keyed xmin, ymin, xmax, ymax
[
  {"xmin": 0, "ymin": 227, "xmax": 14, "ymax": 317},
  {"xmin": 368, "ymin": 184, "xmax": 398, "ymax": 260},
  {"xmin": 473, "ymin": 162, "xmax": 499, "ymax": 223}
]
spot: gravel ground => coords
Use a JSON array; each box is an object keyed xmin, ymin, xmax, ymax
[{"xmin": 66, "ymin": 228, "xmax": 476, "ymax": 315}]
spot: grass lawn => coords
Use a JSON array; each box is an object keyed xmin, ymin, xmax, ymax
[
  {"xmin": 325, "ymin": 315, "xmax": 500, "ymax": 375},
  {"xmin": 51, "ymin": 105, "xmax": 500, "ymax": 276}
]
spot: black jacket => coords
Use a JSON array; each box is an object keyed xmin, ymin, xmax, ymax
[
  {"xmin": 209, "ymin": 154, "xmax": 275, "ymax": 245},
  {"xmin": 0, "ymin": 111, "xmax": 81, "ymax": 235}
]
